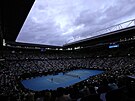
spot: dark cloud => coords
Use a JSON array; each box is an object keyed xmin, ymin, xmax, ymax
[
  {"xmin": 16, "ymin": 0, "xmax": 135, "ymax": 46},
  {"xmin": 73, "ymin": 0, "xmax": 135, "ymax": 40}
]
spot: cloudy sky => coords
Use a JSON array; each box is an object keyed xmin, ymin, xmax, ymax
[{"xmin": 16, "ymin": 0, "xmax": 135, "ymax": 46}]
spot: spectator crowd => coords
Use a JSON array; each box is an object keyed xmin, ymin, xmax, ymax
[{"xmin": 0, "ymin": 46, "xmax": 135, "ymax": 101}]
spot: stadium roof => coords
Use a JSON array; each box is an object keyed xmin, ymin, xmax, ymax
[
  {"xmin": 1, "ymin": 0, "xmax": 35, "ymax": 41},
  {"xmin": 64, "ymin": 26, "xmax": 135, "ymax": 47},
  {"xmin": 1, "ymin": 0, "xmax": 135, "ymax": 47}
]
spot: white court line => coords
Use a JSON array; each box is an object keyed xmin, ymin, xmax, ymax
[
  {"xmin": 68, "ymin": 71, "xmax": 90, "ymax": 76},
  {"xmin": 47, "ymin": 79, "xmax": 59, "ymax": 84},
  {"xmin": 55, "ymin": 76, "xmax": 69, "ymax": 82}
]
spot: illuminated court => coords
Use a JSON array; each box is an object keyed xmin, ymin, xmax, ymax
[{"xmin": 21, "ymin": 69, "xmax": 104, "ymax": 91}]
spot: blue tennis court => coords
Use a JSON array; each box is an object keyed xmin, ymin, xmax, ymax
[{"xmin": 21, "ymin": 69, "xmax": 104, "ymax": 91}]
